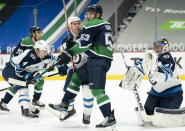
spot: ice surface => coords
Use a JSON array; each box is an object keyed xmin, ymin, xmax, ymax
[{"xmin": 0, "ymin": 80, "xmax": 185, "ymax": 131}]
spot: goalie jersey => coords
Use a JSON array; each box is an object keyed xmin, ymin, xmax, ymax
[{"xmin": 148, "ymin": 52, "xmax": 182, "ymax": 96}]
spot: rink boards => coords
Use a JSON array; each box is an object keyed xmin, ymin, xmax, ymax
[{"xmin": 0, "ymin": 52, "xmax": 184, "ymax": 80}]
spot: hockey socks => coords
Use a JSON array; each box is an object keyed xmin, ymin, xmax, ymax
[
  {"xmin": 33, "ymin": 79, "xmax": 44, "ymax": 101},
  {"xmin": 99, "ymin": 102, "xmax": 112, "ymax": 117},
  {"xmin": 2, "ymin": 87, "xmax": 17, "ymax": 104},
  {"xmin": 62, "ymin": 90, "xmax": 77, "ymax": 104},
  {"xmin": 33, "ymin": 92, "xmax": 42, "ymax": 101},
  {"xmin": 91, "ymin": 88, "xmax": 112, "ymax": 117},
  {"xmin": 2, "ymin": 92, "xmax": 14, "ymax": 104}
]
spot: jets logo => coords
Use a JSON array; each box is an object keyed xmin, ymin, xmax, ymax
[
  {"xmin": 31, "ymin": 53, "xmax": 36, "ymax": 59},
  {"xmin": 23, "ymin": 62, "xmax": 28, "ymax": 66}
]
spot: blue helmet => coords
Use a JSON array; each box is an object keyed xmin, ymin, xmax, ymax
[
  {"xmin": 153, "ymin": 38, "xmax": 169, "ymax": 46},
  {"xmin": 85, "ymin": 4, "xmax": 103, "ymax": 17}
]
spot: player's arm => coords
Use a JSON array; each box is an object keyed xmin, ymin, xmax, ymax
[
  {"xmin": 158, "ymin": 52, "xmax": 175, "ymax": 73},
  {"xmin": 69, "ymin": 26, "xmax": 97, "ymax": 54}
]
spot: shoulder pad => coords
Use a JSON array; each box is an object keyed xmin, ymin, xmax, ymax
[
  {"xmin": 83, "ymin": 18, "xmax": 110, "ymax": 29},
  {"xmin": 21, "ymin": 37, "xmax": 34, "ymax": 47}
]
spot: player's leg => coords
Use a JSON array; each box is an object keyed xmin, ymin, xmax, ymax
[
  {"xmin": 64, "ymin": 69, "xmax": 76, "ymax": 112},
  {"xmin": 0, "ymin": 65, "xmax": 17, "ymax": 112},
  {"xmin": 159, "ymin": 91, "xmax": 183, "ymax": 109},
  {"xmin": 17, "ymin": 87, "xmax": 39, "ymax": 118},
  {"xmin": 0, "ymin": 88, "xmax": 17, "ymax": 112},
  {"xmin": 82, "ymin": 84, "xmax": 94, "ymax": 124},
  {"xmin": 49, "ymin": 68, "xmax": 75, "ymax": 109},
  {"xmin": 48, "ymin": 72, "xmax": 81, "ymax": 120},
  {"xmin": 144, "ymin": 94, "xmax": 159, "ymax": 115},
  {"xmin": 32, "ymin": 79, "xmax": 45, "ymax": 107},
  {"xmin": 87, "ymin": 58, "xmax": 116, "ymax": 128}
]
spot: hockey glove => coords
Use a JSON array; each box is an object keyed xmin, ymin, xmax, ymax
[
  {"xmin": 24, "ymin": 72, "xmax": 40, "ymax": 85},
  {"xmin": 65, "ymin": 39, "xmax": 76, "ymax": 49},
  {"xmin": 57, "ymin": 50, "xmax": 74, "ymax": 65},
  {"xmin": 57, "ymin": 64, "xmax": 68, "ymax": 76}
]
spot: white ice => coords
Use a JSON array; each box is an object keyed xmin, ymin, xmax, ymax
[{"xmin": 0, "ymin": 80, "xmax": 185, "ymax": 131}]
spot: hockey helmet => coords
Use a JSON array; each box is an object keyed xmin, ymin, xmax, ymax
[
  {"xmin": 33, "ymin": 40, "xmax": 50, "ymax": 53},
  {"xmin": 68, "ymin": 16, "xmax": 81, "ymax": 25},
  {"xmin": 30, "ymin": 26, "xmax": 42, "ymax": 34},
  {"xmin": 85, "ymin": 4, "xmax": 103, "ymax": 17}
]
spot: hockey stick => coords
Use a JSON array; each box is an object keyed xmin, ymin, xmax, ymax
[
  {"xmin": 0, "ymin": 73, "xmax": 60, "ymax": 92},
  {"xmin": 62, "ymin": 0, "xmax": 75, "ymax": 72},
  {"xmin": 62, "ymin": 0, "xmax": 70, "ymax": 38},
  {"xmin": 119, "ymin": 50, "xmax": 144, "ymax": 111},
  {"xmin": 120, "ymin": 50, "xmax": 152, "ymax": 124},
  {"xmin": 27, "ymin": 61, "xmax": 61, "ymax": 85},
  {"xmin": 0, "ymin": 87, "xmax": 11, "ymax": 92}
]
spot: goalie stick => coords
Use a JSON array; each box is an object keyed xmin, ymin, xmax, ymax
[
  {"xmin": 119, "ymin": 50, "xmax": 154, "ymax": 125},
  {"xmin": 119, "ymin": 50, "xmax": 144, "ymax": 111}
]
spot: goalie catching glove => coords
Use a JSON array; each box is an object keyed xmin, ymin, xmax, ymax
[{"xmin": 120, "ymin": 65, "xmax": 144, "ymax": 91}]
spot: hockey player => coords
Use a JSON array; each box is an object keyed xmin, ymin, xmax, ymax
[
  {"xmin": 144, "ymin": 38, "xmax": 183, "ymax": 115},
  {"xmin": 120, "ymin": 38, "xmax": 183, "ymax": 126},
  {"xmin": 0, "ymin": 26, "xmax": 45, "ymax": 113},
  {"xmin": 53, "ymin": 5, "xmax": 116, "ymax": 128},
  {"xmin": 1, "ymin": 40, "xmax": 56, "ymax": 118},
  {"xmin": 48, "ymin": 16, "xmax": 94, "ymax": 125}
]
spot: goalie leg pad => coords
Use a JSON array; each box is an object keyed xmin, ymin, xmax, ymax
[{"xmin": 152, "ymin": 107, "xmax": 185, "ymax": 127}]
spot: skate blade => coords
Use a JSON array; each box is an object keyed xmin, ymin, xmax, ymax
[
  {"xmin": 96, "ymin": 124, "xmax": 118, "ymax": 131},
  {"xmin": 104, "ymin": 125, "xmax": 118, "ymax": 131},
  {"xmin": 0, "ymin": 110, "xmax": 10, "ymax": 115},
  {"xmin": 47, "ymin": 105, "xmax": 63, "ymax": 118},
  {"xmin": 59, "ymin": 112, "xmax": 77, "ymax": 121},
  {"xmin": 21, "ymin": 115, "xmax": 39, "ymax": 122},
  {"xmin": 32, "ymin": 105, "xmax": 45, "ymax": 110}
]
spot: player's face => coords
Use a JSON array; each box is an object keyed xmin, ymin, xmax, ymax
[
  {"xmin": 154, "ymin": 45, "xmax": 164, "ymax": 53},
  {"xmin": 86, "ymin": 11, "xmax": 96, "ymax": 21},
  {"xmin": 70, "ymin": 21, "xmax": 81, "ymax": 35},
  {"xmin": 37, "ymin": 50, "xmax": 49, "ymax": 59},
  {"xmin": 32, "ymin": 31, "xmax": 43, "ymax": 41}
]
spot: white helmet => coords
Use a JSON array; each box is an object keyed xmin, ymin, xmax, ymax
[
  {"xmin": 33, "ymin": 40, "xmax": 50, "ymax": 53},
  {"xmin": 68, "ymin": 16, "xmax": 81, "ymax": 25}
]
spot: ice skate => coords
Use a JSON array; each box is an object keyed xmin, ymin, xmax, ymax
[
  {"xmin": 0, "ymin": 100, "xmax": 10, "ymax": 112},
  {"xmin": 82, "ymin": 113, "xmax": 91, "ymax": 124},
  {"xmin": 32, "ymin": 100, "xmax": 45, "ymax": 108},
  {"xmin": 21, "ymin": 106, "xmax": 39, "ymax": 118},
  {"xmin": 59, "ymin": 108, "xmax": 76, "ymax": 121},
  {"xmin": 96, "ymin": 111, "xmax": 116, "ymax": 128},
  {"xmin": 48, "ymin": 102, "xmax": 76, "ymax": 120},
  {"xmin": 48, "ymin": 102, "xmax": 65, "ymax": 111}
]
